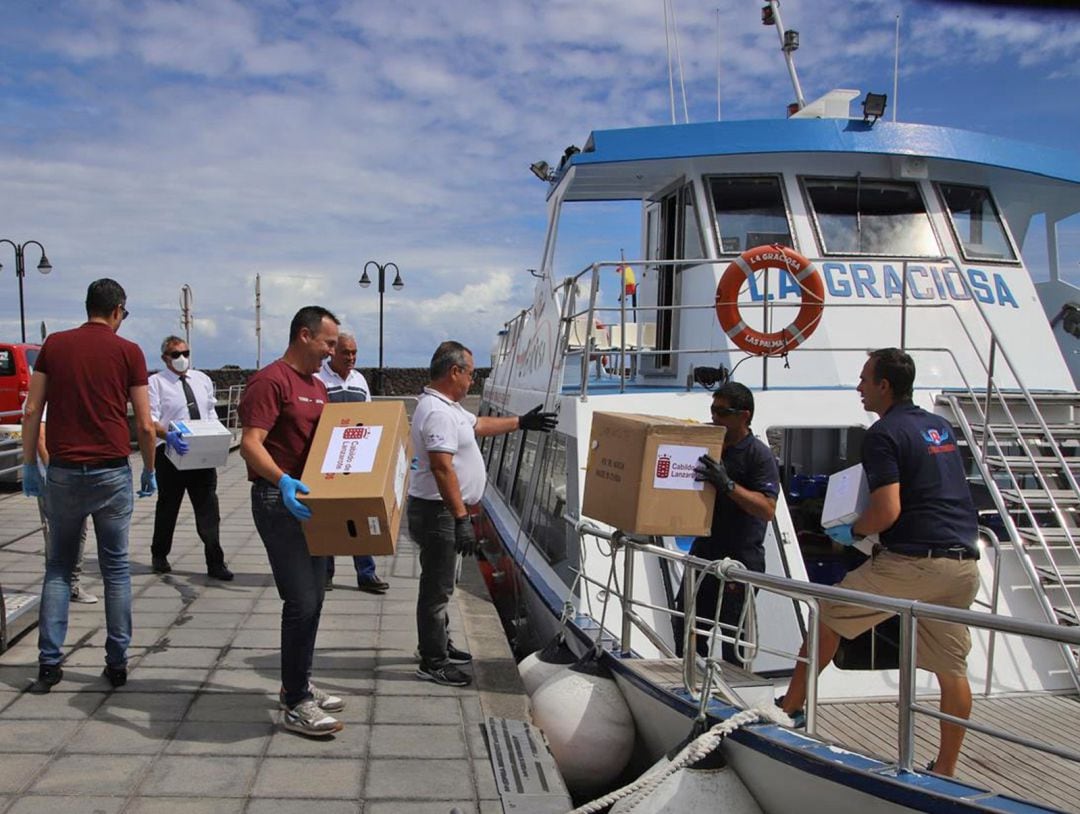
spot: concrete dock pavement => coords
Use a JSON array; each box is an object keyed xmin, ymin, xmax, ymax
[{"xmin": 0, "ymin": 449, "xmax": 539, "ymax": 814}]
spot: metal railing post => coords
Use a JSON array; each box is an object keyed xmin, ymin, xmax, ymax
[
  {"xmin": 620, "ymin": 538, "xmax": 635, "ymax": 655},
  {"xmin": 897, "ymin": 609, "xmax": 918, "ymax": 772}
]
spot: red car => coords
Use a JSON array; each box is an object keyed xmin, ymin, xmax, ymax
[{"xmin": 0, "ymin": 342, "xmax": 41, "ymax": 424}]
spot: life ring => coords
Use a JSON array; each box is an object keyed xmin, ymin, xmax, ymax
[{"xmin": 715, "ymin": 244, "xmax": 824, "ymax": 355}]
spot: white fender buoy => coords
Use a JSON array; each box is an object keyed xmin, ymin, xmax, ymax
[
  {"xmin": 610, "ymin": 721, "xmax": 762, "ymax": 814},
  {"xmin": 518, "ymin": 635, "xmax": 577, "ymax": 696},
  {"xmin": 531, "ymin": 659, "xmax": 635, "ymax": 798}
]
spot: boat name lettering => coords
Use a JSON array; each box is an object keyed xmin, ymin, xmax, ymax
[
  {"xmin": 743, "ymin": 264, "xmax": 1019, "ymax": 309},
  {"xmin": 515, "ymin": 334, "xmax": 549, "ymax": 379}
]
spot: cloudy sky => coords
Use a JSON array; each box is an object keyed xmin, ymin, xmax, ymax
[{"xmin": 2, "ymin": 0, "xmax": 1078, "ymax": 369}]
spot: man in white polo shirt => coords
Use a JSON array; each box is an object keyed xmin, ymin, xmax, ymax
[
  {"xmin": 408, "ymin": 340, "xmax": 557, "ymax": 686},
  {"xmin": 314, "ymin": 330, "xmax": 390, "ymax": 594}
]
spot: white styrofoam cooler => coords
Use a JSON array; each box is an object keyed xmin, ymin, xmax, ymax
[
  {"xmin": 166, "ymin": 419, "xmax": 231, "ymax": 470},
  {"xmin": 822, "ymin": 463, "xmax": 878, "ymax": 554}
]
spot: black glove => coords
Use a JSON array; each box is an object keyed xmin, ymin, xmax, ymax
[
  {"xmin": 694, "ymin": 454, "xmax": 735, "ymax": 494},
  {"xmin": 519, "ymin": 404, "xmax": 558, "ymax": 433},
  {"xmin": 454, "ymin": 515, "xmax": 478, "ymax": 557}
]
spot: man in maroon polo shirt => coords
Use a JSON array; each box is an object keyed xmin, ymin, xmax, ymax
[
  {"xmin": 21, "ymin": 278, "xmax": 158, "ymax": 693},
  {"xmin": 239, "ymin": 305, "xmax": 345, "ymax": 738}
]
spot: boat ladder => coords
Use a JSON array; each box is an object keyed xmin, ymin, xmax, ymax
[{"xmin": 940, "ymin": 388, "xmax": 1080, "ymax": 688}]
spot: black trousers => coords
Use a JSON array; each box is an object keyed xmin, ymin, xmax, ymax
[
  {"xmin": 673, "ymin": 576, "xmax": 749, "ymax": 664},
  {"xmin": 151, "ymin": 446, "xmax": 225, "ymax": 568}
]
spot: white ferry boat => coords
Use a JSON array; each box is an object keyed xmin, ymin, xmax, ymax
[{"xmin": 475, "ymin": 8, "xmax": 1080, "ymax": 812}]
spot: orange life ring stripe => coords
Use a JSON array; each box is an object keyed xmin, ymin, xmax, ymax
[{"xmin": 714, "ymin": 245, "xmax": 825, "ymax": 356}]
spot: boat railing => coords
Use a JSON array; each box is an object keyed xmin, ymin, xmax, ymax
[{"xmin": 573, "ymin": 520, "xmax": 1080, "ymax": 775}]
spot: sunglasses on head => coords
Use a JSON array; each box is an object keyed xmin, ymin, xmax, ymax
[{"xmin": 167, "ymin": 350, "xmax": 190, "ymax": 359}]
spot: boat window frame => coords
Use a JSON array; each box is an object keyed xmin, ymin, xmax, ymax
[
  {"xmin": 799, "ymin": 174, "xmax": 943, "ymax": 259},
  {"xmin": 703, "ymin": 172, "xmax": 798, "ymax": 257},
  {"xmin": 521, "ymin": 430, "xmax": 571, "ymax": 566},
  {"xmin": 934, "ymin": 181, "xmax": 1021, "ymax": 266},
  {"xmin": 495, "ymin": 428, "xmax": 524, "ymax": 500},
  {"xmin": 643, "ymin": 176, "xmax": 697, "ymax": 375}
]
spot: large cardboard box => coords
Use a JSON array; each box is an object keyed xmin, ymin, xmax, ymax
[
  {"xmin": 166, "ymin": 418, "xmax": 232, "ymax": 470},
  {"xmin": 300, "ymin": 401, "xmax": 411, "ymax": 557},
  {"xmin": 582, "ymin": 412, "xmax": 726, "ymax": 536}
]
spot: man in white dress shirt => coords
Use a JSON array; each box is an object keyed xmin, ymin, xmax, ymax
[
  {"xmin": 147, "ymin": 336, "xmax": 232, "ymax": 580},
  {"xmin": 313, "ymin": 330, "xmax": 390, "ymax": 594}
]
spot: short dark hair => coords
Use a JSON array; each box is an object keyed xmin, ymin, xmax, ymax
[
  {"xmin": 868, "ymin": 347, "xmax": 915, "ymax": 401},
  {"xmin": 714, "ymin": 381, "xmax": 755, "ymax": 422},
  {"xmin": 430, "ymin": 340, "xmax": 472, "ymax": 380},
  {"xmin": 288, "ymin": 306, "xmax": 339, "ymax": 342},
  {"xmin": 160, "ymin": 335, "xmax": 185, "ymax": 355},
  {"xmin": 85, "ymin": 278, "xmax": 126, "ymax": 319}
]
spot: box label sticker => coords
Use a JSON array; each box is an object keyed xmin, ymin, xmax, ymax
[
  {"xmin": 367, "ymin": 517, "xmax": 381, "ymax": 536},
  {"xmin": 321, "ymin": 425, "xmax": 384, "ymax": 474},
  {"xmin": 393, "ymin": 443, "xmax": 407, "ymax": 510},
  {"xmin": 653, "ymin": 444, "xmax": 707, "ymax": 491}
]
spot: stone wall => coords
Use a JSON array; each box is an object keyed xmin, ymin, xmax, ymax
[{"xmin": 204, "ymin": 366, "xmax": 491, "ymax": 397}]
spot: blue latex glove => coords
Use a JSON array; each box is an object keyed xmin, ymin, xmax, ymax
[
  {"xmin": 22, "ymin": 463, "xmax": 43, "ymax": 498},
  {"xmin": 138, "ymin": 468, "xmax": 157, "ymax": 498},
  {"xmin": 165, "ymin": 430, "xmax": 189, "ymax": 456},
  {"xmin": 278, "ymin": 474, "xmax": 312, "ymax": 521},
  {"xmin": 825, "ymin": 523, "xmax": 857, "ymax": 546}
]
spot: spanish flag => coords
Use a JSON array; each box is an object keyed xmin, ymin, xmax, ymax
[{"xmin": 618, "ymin": 264, "xmax": 637, "ymax": 296}]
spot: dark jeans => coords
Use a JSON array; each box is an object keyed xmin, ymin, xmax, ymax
[
  {"xmin": 152, "ymin": 447, "xmax": 225, "ymax": 568},
  {"xmin": 407, "ymin": 496, "xmax": 457, "ymax": 669},
  {"xmin": 40, "ymin": 462, "xmax": 133, "ymax": 668},
  {"xmin": 251, "ymin": 480, "xmax": 327, "ymax": 707},
  {"xmin": 326, "ymin": 555, "xmax": 377, "ymax": 581}
]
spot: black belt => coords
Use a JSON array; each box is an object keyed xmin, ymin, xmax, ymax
[
  {"xmin": 50, "ymin": 457, "xmax": 128, "ymax": 471},
  {"xmin": 882, "ymin": 546, "xmax": 979, "ymax": 561}
]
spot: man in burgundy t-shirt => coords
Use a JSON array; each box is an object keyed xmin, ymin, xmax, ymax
[
  {"xmin": 239, "ymin": 305, "xmax": 346, "ymax": 738},
  {"xmin": 20, "ymin": 278, "xmax": 158, "ymax": 694}
]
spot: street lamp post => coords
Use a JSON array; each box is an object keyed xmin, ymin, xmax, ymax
[
  {"xmin": 0, "ymin": 239, "xmax": 53, "ymax": 343},
  {"xmin": 359, "ymin": 260, "xmax": 404, "ymax": 395}
]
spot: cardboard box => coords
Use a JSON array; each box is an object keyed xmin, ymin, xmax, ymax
[
  {"xmin": 300, "ymin": 401, "xmax": 411, "ymax": 557},
  {"xmin": 821, "ymin": 463, "xmax": 868, "ymax": 529},
  {"xmin": 166, "ymin": 418, "xmax": 232, "ymax": 470},
  {"xmin": 582, "ymin": 412, "xmax": 726, "ymax": 536}
]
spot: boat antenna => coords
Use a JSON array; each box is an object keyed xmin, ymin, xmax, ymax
[
  {"xmin": 664, "ymin": 0, "xmax": 676, "ymax": 124},
  {"xmin": 763, "ymin": 0, "xmax": 806, "ymax": 111},
  {"xmin": 892, "ymin": 13, "xmax": 900, "ymax": 122},
  {"xmin": 715, "ymin": 7, "xmax": 722, "ymax": 121},
  {"xmin": 669, "ymin": 0, "xmax": 690, "ymax": 123}
]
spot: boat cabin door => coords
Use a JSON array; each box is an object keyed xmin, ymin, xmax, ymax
[{"xmin": 643, "ymin": 181, "xmax": 704, "ymax": 375}]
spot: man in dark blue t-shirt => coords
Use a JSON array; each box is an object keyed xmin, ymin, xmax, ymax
[
  {"xmin": 782, "ymin": 348, "xmax": 980, "ymax": 777},
  {"xmin": 673, "ymin": 382, "xmax": 779, "ymax": 664}
]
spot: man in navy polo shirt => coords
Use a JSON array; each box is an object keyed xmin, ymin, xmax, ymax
[
  {"xmin": 782, "ymin": 348, "xmax": 979, "ymax": 777},
  {"xmin": 673, "ymin": 381, "xmax": 779, "ymax": 664}
]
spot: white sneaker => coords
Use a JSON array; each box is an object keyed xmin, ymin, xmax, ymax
[
  {"xmin": 70, "ymin": 586, "xmax": 99, "ymax": 604},
  {"xmin": 282, "ymin": 699, "xmax": 343, "ymax": 737},
  {"xmin": 278, "ymin": 683, "xmax": 345, "ymax": 713}
]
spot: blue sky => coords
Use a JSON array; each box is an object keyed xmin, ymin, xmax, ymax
[{"xmin": 1, "ymin": 0, "xmax": 1078, "ymax": 369}]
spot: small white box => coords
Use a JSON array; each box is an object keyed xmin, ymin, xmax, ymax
[
  {"xmin": 821, "ymin": 464, "xmax": 868, "ymax": 529},
  {"xmin": 167, "ymin": 418, "xmax": 232, "ymax": 470}
]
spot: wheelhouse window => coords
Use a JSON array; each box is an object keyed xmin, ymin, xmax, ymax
[
  {"xmin": 803, "ymin": 177, "xmax": 939, "ymax": 257},
  {"xmin": 937, "ymin": 183, "xmax": 1018, "ymax": 263},
  {"xmin": 708, "ymin": 176, "xmax": 793, "ymax": 255}
]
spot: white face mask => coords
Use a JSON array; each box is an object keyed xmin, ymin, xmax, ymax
[{"xmin": 171, "ymin": 355, "xmax": 190, "ymax": 374}]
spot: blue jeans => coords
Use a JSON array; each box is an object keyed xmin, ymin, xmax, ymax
[
  {"xmin": 325, "ymin": 555, "xmax": 376, "ymax": 581},
  {"xmin": 40, "ymin": 463, "xmax": 133, "ymax": 668},
  {"xmin": 251, "ymin": 480, "xmax": 327, "ymax": 708},
  {"xmin": 407, "ymin": 497, "xmax": 458, "ymax": 668}
]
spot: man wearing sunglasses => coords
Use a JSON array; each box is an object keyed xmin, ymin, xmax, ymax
[
  {"xmin": 147, "ymin": 336, "xmax": 232, "ymax": 581},
  {"xmin": 672, "ymin": 381, "xmax": 779, "ymax": 665}
]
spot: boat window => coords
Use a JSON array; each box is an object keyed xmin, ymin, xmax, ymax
[
  {"xmin": 510, "ymin": 430, "xmax": 541, "ymax": 517},
  {"xmin": 486, "ymin": 432, "xmax": 507, "ymax": 486},
  {"xmin": 523, "ymin": 432, "xmax": 570, "ymax": 564},
  {"xmin": 803, "ymin": 177, "xmax": 940, "ymax": 257},
  {"xmin": 708, "ymin": 176, "xmax": 793, "ymax": 255},
  {"xmin": 496, "ymin": 430, "xmax": 523, "ymax": 497},
  {"xmin": 937, "ymin": 183, "xmax": 1018, "ymax": 263}
]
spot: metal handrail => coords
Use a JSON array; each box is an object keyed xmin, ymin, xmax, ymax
[{"xmin": 574, "ymin": 521, "xmax": 1080, "ymax": 775}]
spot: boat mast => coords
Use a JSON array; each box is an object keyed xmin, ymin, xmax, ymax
[{"xmin": 763, "ymin": 0, "xmax": 806, "ymax": 110}]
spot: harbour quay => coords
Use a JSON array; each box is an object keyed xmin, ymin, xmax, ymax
[{"xmin": 0, "ymin": 447, "xmax": 559, "ymax": 813}]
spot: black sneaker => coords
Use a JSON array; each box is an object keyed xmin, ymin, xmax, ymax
[
  {"xmin": 207, "ymin": 564, "xmax": 234, "ymax": 581},
  {"xmin": 775, "ymin": 695, "xmax": 806, "ymax": 728},
  {"xmin": 103, "ymin": 664, "xmax": 127, "ymax": 688},
  {"xmin": 446, "ymin": 643, "xmax": 472, "ymax": 665},
  {"xmin": 29, "ymin": 664, "xmax": 63, "ymax": 694},
  {"xmin": 152, "ymin": 557, "xmax": 172, "ymax": 574},
  {"xmin": 357, "ymin": 576, "xmax": 389, "ymax": 594},
  {"xmin": 415, "ymin": 662, "xmax": 472, "ymax": 687}
]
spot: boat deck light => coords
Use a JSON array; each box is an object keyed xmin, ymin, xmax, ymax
[{"xmin": 862, "ymin": 92, "xmax": 888, "ymax": 123}]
